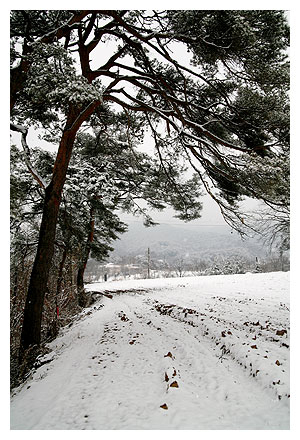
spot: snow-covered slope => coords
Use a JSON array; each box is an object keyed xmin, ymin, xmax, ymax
[{"xmin": 10, "ymin": 272, "xmax": 289, "ymax": 430}]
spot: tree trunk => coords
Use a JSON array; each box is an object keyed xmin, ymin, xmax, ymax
[
  {"xmin": 19, "ymin": 103, "xmax": 100, "ymax": 355},
  {"xmin": 77, "ymin": 206, "xmax": 95, "ymax": 307},
  {"xmin": 76, "ymin": 265, "xmax": 85, "ymax": 292},
  {"xmin": 20, "ymin": 123, "xmax": 76, "ymax": 353}
]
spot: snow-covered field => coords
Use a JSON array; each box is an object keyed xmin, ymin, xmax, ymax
[{"xmin": 10, "ymin": 272, "xmax": 290, "ymax": 430}]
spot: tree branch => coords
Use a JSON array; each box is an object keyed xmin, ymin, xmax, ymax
[{"xmin": 10, "ymin": 123, "xmax": 47, "ymax": 190}]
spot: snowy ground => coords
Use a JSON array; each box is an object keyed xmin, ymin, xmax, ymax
[{"xmin": 10, "ymin": 272, "xmax": 290, "ymax": 430}]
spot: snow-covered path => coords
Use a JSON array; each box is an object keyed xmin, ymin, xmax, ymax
[{"xmin": 10, "ymin": 272, "xmax": 289, "ymax": 430}]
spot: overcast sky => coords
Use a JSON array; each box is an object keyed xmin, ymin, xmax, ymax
[{"xmin": 9, "ymin": 7, "xmax": 290, "ymax": 231}]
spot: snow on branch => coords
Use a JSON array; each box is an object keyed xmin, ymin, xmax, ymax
[{"xmin": 10, "ymin": 123, "xmax": 47, "ymax": 190}]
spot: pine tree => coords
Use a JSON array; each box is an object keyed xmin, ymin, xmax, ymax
[{"xmin": 10, "ymin": 10, "xmax": 289, "ymax": 352}]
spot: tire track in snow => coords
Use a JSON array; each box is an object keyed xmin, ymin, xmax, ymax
[
  {"xmin": 99, "ymin": 294, "xmax": 289, "ymax": 429},
  {"xmin": 11, "ymin": 291, "xmax": 289, "ymax": 429},
  {"xmin": 149, "ymin": 294, "xmax": 290, "ymax": 402}
]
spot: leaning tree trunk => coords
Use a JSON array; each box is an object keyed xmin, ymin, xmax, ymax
[
  {"xmin": 20, "ymin": 133, "xmax": 76, "ymax": 353},
  {"xmin": 77, "ymin": 206, "xmax": 95, "ymax": 307},
  {"xmin": 20, "ymin": 103, "xmax": 100, "ymax": 354}
]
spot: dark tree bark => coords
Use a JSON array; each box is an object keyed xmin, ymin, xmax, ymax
[
  {"xmin": 20, "ymin": 103, "xmax": 100, "ymax": 354},
  {"xmin": 20, "ymin": 134, "xmax": 75, "ymax": 351}
]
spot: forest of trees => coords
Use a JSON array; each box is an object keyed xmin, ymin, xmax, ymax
[{"xmin": 10, "ymin": 10, "xmax": 289, "ymax": 384}]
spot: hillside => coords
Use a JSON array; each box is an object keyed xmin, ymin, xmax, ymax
[{"xmin": 110, "ymin": 222, "xmax": 267, "ymax": 263}]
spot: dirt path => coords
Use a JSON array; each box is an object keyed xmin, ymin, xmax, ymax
[{"xmin": 11, "ymin": 293, "xmax": 289, "ymax": 429}]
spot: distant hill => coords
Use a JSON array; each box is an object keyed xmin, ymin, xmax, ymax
[{"xmin": 110, "ymin": 222, "xmax": 267, "ymax": 263}]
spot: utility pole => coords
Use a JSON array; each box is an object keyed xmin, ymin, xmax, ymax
[{"xmin": 147, "ymin": 247, "xmax": 151, "ymax": 279}]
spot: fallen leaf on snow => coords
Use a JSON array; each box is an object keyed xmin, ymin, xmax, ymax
[
  {"xmin": 164, "ymin": 352, "xmax": 174, "ymax": 359},
  {"xmin": 276, "ymin": 329, "xmax": 287, "ymax": 336}
]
